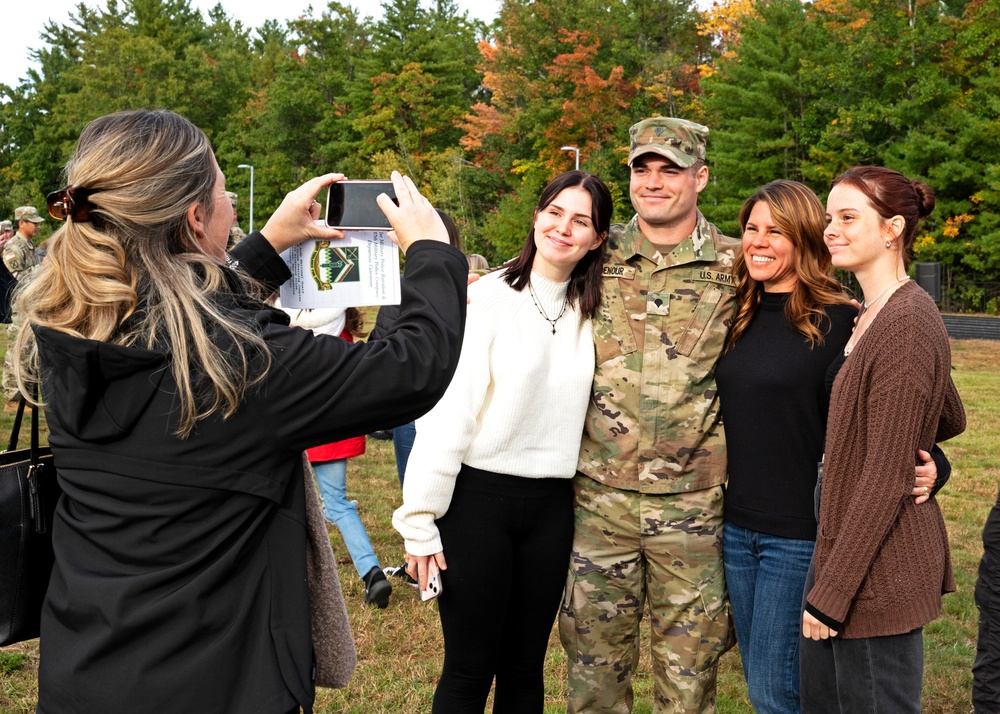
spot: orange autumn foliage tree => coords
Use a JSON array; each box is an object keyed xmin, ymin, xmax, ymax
[
  {"xmin": 541, "ymin": 30, "xmax": 638, "ymax": 169},
  {"xmin": 460, "ymin": 29, "xmax": 636, "ymax": 174}
]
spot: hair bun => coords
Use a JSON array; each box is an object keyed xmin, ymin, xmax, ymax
[{"xmin": 911, "ymin": 180, "xmax": 935, "ymax": 219}]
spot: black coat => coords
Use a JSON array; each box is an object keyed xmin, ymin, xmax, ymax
[
  {"xmin": 0, "ymin": 260, "xmax": 15, "ymax": 323},
  {"xmin": 35, "ymin": 235, "xmax": 467, "ymax": 713}
]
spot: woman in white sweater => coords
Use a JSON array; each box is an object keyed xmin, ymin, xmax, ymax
[{"xmin": 394, "ymin": 170, "xmax": 613, "ymax": 713}]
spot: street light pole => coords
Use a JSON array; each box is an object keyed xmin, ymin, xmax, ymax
[
  {"xmin": 560, "ymin": 145, "xmax": 580, "ymax": 170},
  {"xmin": 238, "ymin": 164, "xmax": 254, "ymax": 233}
]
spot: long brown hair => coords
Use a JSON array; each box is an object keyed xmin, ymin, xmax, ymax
[
  {"xmin": 726, "ymin": 180, "xmax": 851, "ymax": 350},
  {"xmin": 502, "ymin": 170, "xmax": 612, "ymax": 320}
]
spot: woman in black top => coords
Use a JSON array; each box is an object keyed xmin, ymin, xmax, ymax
[
  {"xmin": 12, "ymin": 109, "xmax": 467, "ymax": 714},
  {"xmin": 715, "ymin": 180, "xmax": 941, "ymax": 714}
]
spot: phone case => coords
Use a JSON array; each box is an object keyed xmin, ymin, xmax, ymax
[{"xmin": 420, "ymin": 562, "xmax": 443, "ymax": 601}]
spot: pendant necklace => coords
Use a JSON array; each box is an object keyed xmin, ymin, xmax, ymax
[
  {"xmin": 528, "ymin": 281, "xmax": 567, "ymax": 335},
  {"xmin": 845, "ymin": 276, "xmax": 910, "ymax": 355}
]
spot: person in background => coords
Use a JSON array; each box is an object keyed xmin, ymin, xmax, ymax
[
  {"xmin": 716, "ymin": 180, "xmax": 946, "ymax": 714},
  {"xmin": 800, "ymin": 166, "xmax": 965, "ymax": 712},
  {"xmin": 467, "ymin": 253, "xmax": 489, "ymax": 273},
  {"xmin": 13, "ymin": 108, "xmax": 467, "ymax": 714},
  {"xmin": 226, "ymin": 190, "xmax": 246, "ymax": 249},
  {"xmin": 0, "ymin": 255, "xmax": 14, "ymax": 324},
  {"xmin": 371, "ymin": 209, "xmax": 463, "ymax": 485},
  {"xmin": 975, "ymin": 490, "xmax": 1000, "ymax": 714},
  {"xmin": 2, "ymin": 206, "xmax": 44, "ymax": 279},
  {"xmin": 395, "ymin": 170, "xmax": 611, "ymax": 713},
  {"xmin": 2, "ymin": 206, "xmax": 45, "ymax": 409},
  {"xmin": 378, "ymin": 209, "xmax": 462, "ymax": 583},
  {"xmin": 284, "ymin": 304, "xmax": 392, "ymax": 608},
  {"xmin": 0, "ymin": 218, "xmax": 16, "ymax": 321},
  {"xmin": 0, "ymin": 219, "xmax": 13, "ymax": 247}
]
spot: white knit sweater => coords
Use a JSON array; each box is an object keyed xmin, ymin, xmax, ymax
[{"xmin": 393, "ymin": 270, "xmax": 595, "ymax": 556}]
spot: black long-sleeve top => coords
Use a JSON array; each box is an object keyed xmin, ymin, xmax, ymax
[{"xmin": 716, "ymin": 292, "xmax": 856, "ymax": 541}]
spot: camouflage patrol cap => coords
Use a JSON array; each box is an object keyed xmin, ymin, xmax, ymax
[
  {"xmin": 14, "ymin": 206, "xmax": 45, "ymax": 223},
  {"xmin": 628, "ymin": 117, "xmax": 709, "ymax": 168},
  {"xmin": 226, "ymin": 191, "xmax": 238, "ymax": 207},
  {"xmin": 0, "ymin": 220, "xmax": 12, "ymax": 231}
]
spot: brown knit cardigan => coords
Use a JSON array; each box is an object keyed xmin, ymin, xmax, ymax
[{"xmin": 807, "ymin": 281, "xmax": 966, "ymax": 638}]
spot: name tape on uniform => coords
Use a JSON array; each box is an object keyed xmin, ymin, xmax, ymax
[{"xmin": 602, "ymin": 265, "xmax": 636, "ymax": 280}]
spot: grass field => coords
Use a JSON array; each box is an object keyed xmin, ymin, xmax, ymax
[{"xmin": 1, "ymin": 336, "xmax": 998, "ymax": 713}]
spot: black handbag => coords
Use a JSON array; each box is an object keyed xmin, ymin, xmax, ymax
[{"xmin": 0, "ymin": 395, "xmax": 60, "ymax": 646}]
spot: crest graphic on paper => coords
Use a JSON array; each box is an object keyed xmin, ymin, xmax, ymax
[{"xmin": 310, "ymin": 242, "xmax": 360, "ymax": 290}]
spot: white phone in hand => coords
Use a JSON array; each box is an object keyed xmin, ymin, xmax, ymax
[{"xmin": 420, "ymin": 561, "xmax": 443, "ymax": 601}]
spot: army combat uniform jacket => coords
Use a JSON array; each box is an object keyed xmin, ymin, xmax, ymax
[
  {"xmin": 577, "ymin": 212, "xmax": 739, "ymax": 495},
  {"xmin": 2, "ymin": 234, "xmax": 41, "ymax": 280}
]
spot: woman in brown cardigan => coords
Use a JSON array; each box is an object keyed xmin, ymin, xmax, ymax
[{"xmin": 799, "ymin": 166, "xmax": 966, "ymax": 712}]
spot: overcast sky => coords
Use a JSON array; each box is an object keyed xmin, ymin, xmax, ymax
[{"xmin": 2, "ymin": 0, "xmax": 501, "ymax": 89}]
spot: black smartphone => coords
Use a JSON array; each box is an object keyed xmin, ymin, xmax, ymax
[{"xmin": 325, "ymin": 180, "xmax": 397, "ymax": 230}]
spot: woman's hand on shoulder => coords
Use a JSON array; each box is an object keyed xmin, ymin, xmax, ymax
[
  {"xmin": 260, "ymin": 173, "xmax": 347, "ymax": 254},
  {"xmin": 405, "ymin": 551, "xmax": 447, "ymax": 591},
  {"xmin": 378, "ymin": 171, "xmax": 448, "ymax": 254}
]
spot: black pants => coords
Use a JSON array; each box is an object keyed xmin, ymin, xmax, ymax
[
  {"xmin": 799, "ymin": 555, "xmax": 923, "ymax": 713},
  {"xmin": 975, "ymin": 488, "xmax": 1000, "ymax": 713},
  {"xmin": 431, "ymin": 465, "xmax": 574, "ymax": 714},
  {"xmin": 799, "ymin": 627, "xmax": 923, "ymax": 713}
]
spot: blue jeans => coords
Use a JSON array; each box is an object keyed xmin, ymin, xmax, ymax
[
  {"xmin": 392, "ymin": 422, "xmax": 415, "ymax": 487},
  {"xmin": 724, "ymin": 522, "xmax": 815, "ymax": 714},
  {"xmin": 313, "ymin": 459, "xmax": 380, "ymax": 578}
]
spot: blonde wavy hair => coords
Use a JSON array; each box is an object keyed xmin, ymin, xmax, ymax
[
  {"xmin": 14, "ymin": 109, "xmax": 270, "ymax": 437},
  {"xmin": 726, "ymin": 180, "xmax": 852, "ymax": 350}
]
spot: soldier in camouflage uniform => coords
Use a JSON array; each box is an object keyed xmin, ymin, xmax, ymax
[
  {"xmin": 559, "ymin": 118, "xmax": 738, "ymax": 713},
  {"xmin": 0, "ymin": 222, "xmax": 14, "ymax": 325},
  {"xmin": 226, "ymin": 191, "xmax": 246, "ymax": 249},
  {"xmin": 2, "ymin": 206, "xmax": 43, "ymax": 279},
  {"xmin": 0, "ymin": 219, "xmax": 13, "ymax": 248},
  {"xmin": 2, "ymin": 206, "xmax": 45, "ymax": 406}
]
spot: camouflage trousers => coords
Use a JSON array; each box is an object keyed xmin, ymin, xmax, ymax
[
  {"xmin": 559, "ymin": 476, "xmax": 733, "ymax": 714},
  {"xmin": 2, "ymin": 320, "xmax": 21, "ymax": 403}
]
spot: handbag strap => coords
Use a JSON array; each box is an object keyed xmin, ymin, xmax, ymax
[
  {"xmin": 7, "ymin": 395, "xmax": 26, "ymax": 452},
  {"xmin": 30, "ymin": 393, "xmax": 42, "ymax": 466},
  {"xmin": 6, "ymin": 390, "xmax": 42, "ymax": 461}
]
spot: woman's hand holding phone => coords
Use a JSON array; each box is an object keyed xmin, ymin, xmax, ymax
[
  {"xmin": 259, "ymin": 173, "xmax": 346, "ymax": 254},
  {"xmin": 406, "ymin": 551, "xmax": 447, "ymax": 599},
  {"xmin": 377, "ymin": 171, "xmax": 449, "ymax": 254}
]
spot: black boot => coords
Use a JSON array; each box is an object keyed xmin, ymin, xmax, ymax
[{"xmin": 363, "ymin": 566, "xmax": 392, "ymax": 608}]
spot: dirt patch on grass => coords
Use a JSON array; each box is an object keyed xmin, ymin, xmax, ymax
[{"xmin": 952, "ymin": 339, "xmax": 1000, "ymax": 372}]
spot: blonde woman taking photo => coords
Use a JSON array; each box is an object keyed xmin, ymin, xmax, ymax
[{"xmin": 14, "ymin": 109, "xmax": 467, "ymax": 714}]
